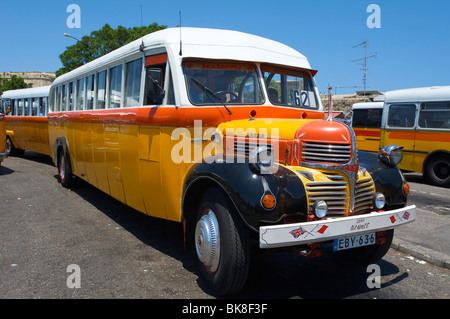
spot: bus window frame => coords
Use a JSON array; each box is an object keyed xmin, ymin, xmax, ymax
[
  {"xmin": 386, "ymin": 103, "xmax": 417, "ymax": 129},
  {"xmin": 418, "ymin": 101, "xmax": 450, "ymax": 130},
  {"xmin": 352, "ymin": 107, "xmax": 383, "ymax": 128}
]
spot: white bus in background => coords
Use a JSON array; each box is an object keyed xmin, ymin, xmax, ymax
[
  {"xmin": 352, "ymin": 86, "xmax": 450, "ymax": 187},
  {"xmin": 352, "ymin": 101, "xmax": 384, "ymax": 153}
]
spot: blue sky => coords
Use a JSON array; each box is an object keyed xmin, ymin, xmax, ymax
[{"xmin": 1, "ymin": 0, "xmax": 449, "ymax": 94}]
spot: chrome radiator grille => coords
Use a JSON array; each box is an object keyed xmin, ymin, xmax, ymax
[
  {"xmin": 353, "ymin": 175, "xmax": 376, "ymax": 215},
  {"xmin": 301, "ymin": 142, "xmax": 352, "ymax": 164},
  {"xmin": 233, "ymin": 141, "xmax": 272, "ymax": 156},
  {"xmin": 305, "ymin": 170, "xmax": 376, "ymax": 217},
  {"xmin": 306, "ymin": 171, "xmax": 348, "ymax": 215}
]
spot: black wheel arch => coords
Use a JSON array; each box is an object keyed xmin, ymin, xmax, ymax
[
  {"xmin": 358, "ymin": 150, "xmax": 408, "ymax": 207},
  {"xmin": 182, "ymin": 158, "xmax": 308, "ymax": 233}
]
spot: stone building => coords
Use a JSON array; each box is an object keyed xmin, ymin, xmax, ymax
[{"xmin": 0, "ymin": 72, "xmax": 55, "ymax": 88}]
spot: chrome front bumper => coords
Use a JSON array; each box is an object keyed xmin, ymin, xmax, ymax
[{"xmin": 260, "ymin": 205, "xmax": 416, "ymax": 249}]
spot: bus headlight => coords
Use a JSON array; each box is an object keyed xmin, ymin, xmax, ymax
[
  {"xmin": 313, "ymin": 200, "xmax": 328, "ymax": 219},
  {"xmin": 373, "ymin": 192, "xmax": 386, "ymax": 210},
  {"xmin": 379, "ymin": 145, "xmax": 403, "ymax": 166},
  {"xmin": 250, "ymin": 146, "xmax": 274, "ymax": 174}
]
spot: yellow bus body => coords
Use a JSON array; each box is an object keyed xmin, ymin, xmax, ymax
[{"xmin": 6, "ymin": 116, "xmax": 51, "ymax": 156}]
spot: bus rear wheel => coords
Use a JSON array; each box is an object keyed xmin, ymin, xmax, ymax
[
  {"xmin": 194, "ymin": 187, "xmax": 250, "ymax": 296},
  {"xmin": 6, "ymin": 137, "xmax": 24, "ymax": 157},
  {"xmin": 425, "ymin": 154, "xmax": 450, "ymax": 187},
  {"xmin": 58, "ymin": 148, "xmax": 74, "ymax": 188}
]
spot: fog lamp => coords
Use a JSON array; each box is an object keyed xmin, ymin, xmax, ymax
[
  {"xmin": 373, "ymin": 192, "xmax": 386, "ymax": 210},
  {"xmin": 313, "ymin": 200, "xmax": 328, "ymax": 219}
]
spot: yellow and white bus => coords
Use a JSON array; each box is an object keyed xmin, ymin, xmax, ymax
[
  {"xmin": 352, "ymin": 101, "xmax": 384, "ymax": 153},
  {"xmin": 47, "ymin": 27, "xmax": 415, "ymax": 295},
  {"xmin": 354, "ymin": 86, "xmax": 450, "ymax": 187},
  {"xmin": 1, "ymin": 86, "xmax": 51, "ymax": 156}
]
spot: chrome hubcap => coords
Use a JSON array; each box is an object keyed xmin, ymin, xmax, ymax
[
  {"xmin": 60, "ymin": 154, "xmax": 65, "ymax": 180},
  {"xmin": 5, "ymin": 139, "xmax": 11, "ymax": 156},
  {"xmin": 195, "ymin": 209, "xmax": 220, "ymax": 273}
]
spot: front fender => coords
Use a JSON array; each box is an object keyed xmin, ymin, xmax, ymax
[
  {"xmin": 358, "ymin": 150, "xmax": 407, "ymax": 207},
  {"xmin": 183, "ymin": 158, "xmax": 308, "ymax": 232}
]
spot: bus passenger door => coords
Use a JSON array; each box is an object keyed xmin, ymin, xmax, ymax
[
  {"xmin": 381, "ymin": 104, "xmax": 417, "ymax": 171},
  {"xmin": 139, "ymin": 53, "xmax": 169, "ymax": 219}
]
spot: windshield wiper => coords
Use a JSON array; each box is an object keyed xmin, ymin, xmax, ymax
[{"xmin": 191, "ymin": 78, "xmax": 232, "ymax": 115}]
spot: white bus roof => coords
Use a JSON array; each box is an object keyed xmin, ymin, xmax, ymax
[
  {"xmin": 53, "ymin": 27, "xmax": 313, "ymax": 87},
  {"xmin": 2, "ymin": 86, "xmax": 51, "ymax": 99},
  {"xmin": 383, "ymin": 86, "xmax": 450, "ymax": 103},
  {"xmin": 352, "ymin": 102, "xmax": 384, "ymax": 109}
]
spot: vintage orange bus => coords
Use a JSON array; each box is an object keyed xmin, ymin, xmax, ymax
[
  {"xmin": 354, "ymin": 86, "xmax": 450, "ymax": 187},
  {"xmin": 1, "ymin": 86, "xmax": 51, "ymax": 157},
  {"xmin": 47, "ymin": 27, "xmax": 415, "ymax": 295}
]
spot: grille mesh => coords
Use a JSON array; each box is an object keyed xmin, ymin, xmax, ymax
[
  {"xmin": 302, "ymin": 142, "xmax": 351, "ymax": 164},
  {"xmin": 306, "ymin": 171, "xmax": 348, "ymax": 215},
  {"xmin": 306, "ymin": 170, "xmax": 376, "ymax": 217}
]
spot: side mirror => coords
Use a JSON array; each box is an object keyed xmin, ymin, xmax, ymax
[{"xmin": 146, "ymin": 68, "xmax": 165, "ymax": 104}]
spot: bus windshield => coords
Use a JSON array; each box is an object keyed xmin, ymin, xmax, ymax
[
  {"xmin": 262, "ymin": 64, "xmax": 318, "ymax": 109},
  {"xmin": 184, "ymin": 61, "xmax": 264, "ymax": 105}
]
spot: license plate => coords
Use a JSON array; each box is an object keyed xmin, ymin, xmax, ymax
[{"xmin": 333, "ymin": 233, "xmax": 376, "ymax": 251}]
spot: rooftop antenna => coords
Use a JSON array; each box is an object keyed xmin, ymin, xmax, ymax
[
  {"xmin": 352, "ymin": 40, "xmax": 377, "ymax": 96},
  {"xmin": 179, "ymin": 11, "xmax": 183, "ymax": 56}
]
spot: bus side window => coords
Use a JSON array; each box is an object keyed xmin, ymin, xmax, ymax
[
  {"xmin": 24, "ymin": 99, "xmax": 30, "ymax": 116},
  {"xmin": 419, "ymin": 101, "xmax": 450, "ymax": 129},
  {"xmin": 124, "ymin": 58, "xmax": 143, "ymax": 108},
  {"xmin": 145, "ymin": 67, "xmax": 165, "ymax": 105},
  {"xmin": 144, "ymin": 53, "xmax": 169, "ymax": 106},
  {"xmin": 388, "ymin": 104, "xmax": 416, "ymax": 128},
  {"xmin": 32, "ymin": 98, "xmax": 39, "ymax": 116},
  {"xmin": 109, "ymin": 65, "xmax": 122, "ymax": 108}
]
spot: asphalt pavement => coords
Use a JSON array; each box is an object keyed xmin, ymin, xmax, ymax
[{"xmin": 392, "ymin": 205, "xmax": 450, "ymax": 269}]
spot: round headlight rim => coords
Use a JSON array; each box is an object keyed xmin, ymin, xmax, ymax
[
  {"xmin": 313, "ymin": 200, "xmax": 328, "ymax": 219},
  {"xmin": 379, "ymin": 145, "xmax": 404, "ymax": 166},
  {"xmin": 373, "ymin": 192, "xmax": 386, "ymax": 210},
  {"xmin": 250, "ymin": 146, "xmax": 274, "ymax": 173}
]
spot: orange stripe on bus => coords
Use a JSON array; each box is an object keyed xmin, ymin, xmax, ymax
[
  {"xmin": 353, "ymin": 129, "xmax": 380, "ymax": 137},
  {"xmin": 5, "ymin": 116, "xmax": 48, "ymax": 123},
  {"xmin": 47, "ymin": 106, "xmax": 325, "ymax": 127}
]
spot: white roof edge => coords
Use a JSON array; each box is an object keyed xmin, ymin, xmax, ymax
[
  {"xmin": 352, "ymin": 102, "xmax": 384, "ymax": 109},
  {"xmin": 52, "ymin": 27, "xmax": 313, "ymax": 87},
  {"xmin": 2, "ymin": 86, "xmax": 51, "ymax": 99},
  {"xmin": 384, "ymin": 86, "xmax": 450, "ymax": 103}
]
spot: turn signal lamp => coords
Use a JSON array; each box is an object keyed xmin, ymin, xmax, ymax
[{"xmin": 262, "ymin": 194, "xmax": 276, "ymax": 209}]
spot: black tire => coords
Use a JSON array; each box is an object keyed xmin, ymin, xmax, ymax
[
  {"xmin": 424, "ymin": 154, "xmax": 450, "ymax": 187},
  {"xmin": 6, "ymin": 137, "xmax": 24, "ymax": 157},
  {"xmin": 58, "ymin": 148, "xmax": 74, "ymax": 188},
  {"xmin": 193, "ymin": 187, "xmax": 250, "ymax": 296},
  {"xmin": 336, "ymin": 229, "xmax": 394, "ymax": 264}
]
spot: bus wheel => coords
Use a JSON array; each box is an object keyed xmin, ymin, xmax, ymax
[
  {"xmin": 5, "ymin": 137, "xmax": 12, "ymax": 156},
  {"xmin": 6, "ymin": 137, "xmax": 24, "ymax": 157},
  {"xmin": 337, "ymin": 229, "xmax": 394, "ymax": 264},
  {"xmin": 194, "ymin": 187, "xmax": 250, "ymax": 296},
  {"xmin": 425, "ymin": 154, "xmax": 450, "ymax": 187},
  {"xmin": 58, "ymin": 149, "xmax": 74, "ymax": 188}
]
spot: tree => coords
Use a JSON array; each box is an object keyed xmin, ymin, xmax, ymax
[
  {"xmin": 0, "ymin": 75, "xmax": 32, "ymax": 93},
  {"xmin": 56, "ymin": 23, "xmax": 167, "ymax": 77}
]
